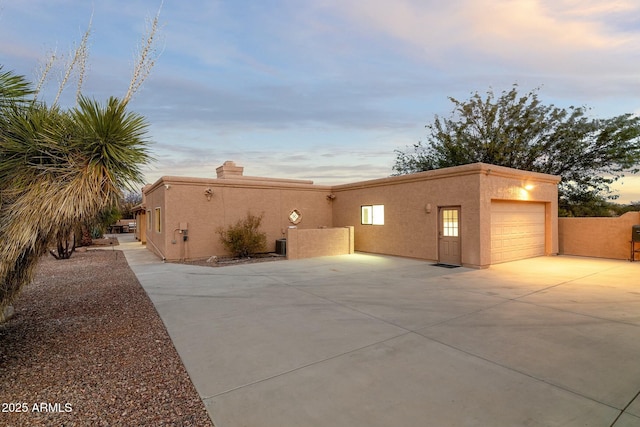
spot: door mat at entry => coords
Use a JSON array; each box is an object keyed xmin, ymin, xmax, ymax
[{"xmin": 432, "ymin": 263, "xmax": 461, "ymax": 269}]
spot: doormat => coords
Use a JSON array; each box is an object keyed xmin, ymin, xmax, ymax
[{"xmin": 432, "ymin": 263, "xmax": 461, "ymax": 269}]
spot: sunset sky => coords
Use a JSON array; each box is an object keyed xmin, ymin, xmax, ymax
[{"xmin": 1, "ymin": 1, "xmax": 639, "ymax": 202}]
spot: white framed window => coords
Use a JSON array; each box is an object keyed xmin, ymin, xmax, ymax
[{"xmin": 361, "ymin": 205, "xmax": 384, "ymax": 225}]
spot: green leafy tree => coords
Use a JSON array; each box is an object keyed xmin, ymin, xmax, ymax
[
  {"xmin": 393, "ymin": 86, "xmax": 640, "ymax": 216},
  {"xmin": 119, "ymin": 191, "xmax": 143, "ymax": 219},
  {"xmin": 613, "ymin": 201, "xmax": 640, "ymax": 216}
]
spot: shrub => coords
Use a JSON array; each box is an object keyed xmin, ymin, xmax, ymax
[{"xmin": 217, "ymin": 212, "xmax": 267, "ymax": 258}]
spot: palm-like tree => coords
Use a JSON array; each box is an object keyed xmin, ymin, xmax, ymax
[{"xmin": 0, "ymin": 68, "xmax": 151, "ymax": 321}]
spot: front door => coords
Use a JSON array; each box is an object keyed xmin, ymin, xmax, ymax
[{"xmin": 439, "ymin": 207, "xmax": 461, "ymax": 265}]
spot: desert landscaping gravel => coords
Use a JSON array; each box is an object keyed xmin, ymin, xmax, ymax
[{"xmin": 0, "ymin": 248, "xmax": 213, "ymax": 426}]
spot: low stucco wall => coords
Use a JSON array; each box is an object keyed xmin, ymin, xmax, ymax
[
  {"xmin": 559, "ymin": 212, "xmax": 640, "ymax": 260},
  {"xmin": 286, "ymin": 226, "xmax": 354, "ymax": 260}
]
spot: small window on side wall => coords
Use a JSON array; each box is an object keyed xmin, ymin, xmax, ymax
[
  {"xmin": 154, "ymin": 207, "xmax": 161, "ymax": 233},
  {"xmin": 361, "ymin": 205, "xmax": 384, "ymax": 225}
]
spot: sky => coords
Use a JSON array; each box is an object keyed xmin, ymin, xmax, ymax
[{"xmin": 1, "ymin": 0, "xmax": 639, "ymax": 202}]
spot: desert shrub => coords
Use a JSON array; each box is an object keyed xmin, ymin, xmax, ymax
[{"xmin": 217, "ymin": 212, "xmax": 267, "ymax": 258}]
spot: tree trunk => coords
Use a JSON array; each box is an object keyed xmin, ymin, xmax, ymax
[{"xmin": 49, "ymin": 230, "xmax": 76, "ymax": 260}]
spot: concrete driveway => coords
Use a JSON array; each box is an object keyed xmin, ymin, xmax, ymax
[{"xmin": 118, "ymin": 235, "xmax": 640, "ymax": 427}]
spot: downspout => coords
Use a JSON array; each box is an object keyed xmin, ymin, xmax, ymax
[{"xmin": 146, "ymin": 235, "xmax": 166, "ymax": 262}]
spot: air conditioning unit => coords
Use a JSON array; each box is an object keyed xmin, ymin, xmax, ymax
[{"xmin": 275, "ymin": 239, "xmax": 286, "ymax": 256}]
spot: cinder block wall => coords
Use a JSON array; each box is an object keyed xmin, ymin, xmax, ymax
[{"xmin": 559, "ymin": 212, "xmax": 640, "ymax": 260}]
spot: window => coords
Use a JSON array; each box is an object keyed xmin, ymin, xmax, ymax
[
  {"xmin": 154, "ymin": 208, "xmax": 161, "ymax": 233},
  {"xmin": 361, "ymin": 205, "xmax": 384, "ymax": 225},
  {"xmin": 442, "ymin": 208, "xmax": 459, "ymax": 237},
  {"xmin": 147, "ymin": 210, "xmax": 151, "ymax": 230}
]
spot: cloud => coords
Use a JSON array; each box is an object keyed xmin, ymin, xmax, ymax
[
  {"xmin": 315, "ymin": 0, "xmax": 640, "ymax": 78},
  {"xmin": 143, "ymin": 138, "xmax": 397, "ymax": 186},
  {"xmin": 611, "ymin": 175, "xmax": 640, "ymax": 204},
  {"xmin": 135, "ymin": 70, "xmax": 430, "ymax": 134},
  {"xmin": 3, "ymin": 0, "xmax": 638, "ymax": 200}
]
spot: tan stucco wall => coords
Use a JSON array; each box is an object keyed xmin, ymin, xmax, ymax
[
  {"xmin": 132, "ymin": 184, "xmax": 151, "ymax": 244},
  {"xmin": 134, "ymin": 210, "xmax": 147, "ymax": 243},
  {"xmin": 144, "ymin": 184, "xmax": 167, "ymax": 259},
  {"xmin": 331, "ymin": 163, "xmax": 559, "ymax": 268},
  {"xmin": 286, "ymin": 226, "xmax": 354, "ymax": 260},
  {"xmin": 142, "ymin": 162, "xmax": 559, "ymax": 266},
  {"xmin": 144, "ymin": 176, "xmax": 333, "ymax": 261},
  {"xmin": 559, "ymin": 212, "xmax": 640, "ymax": 260},
  {"xmin": 331, "ymin": 167, "xmax": 481, "ymax": 265}
]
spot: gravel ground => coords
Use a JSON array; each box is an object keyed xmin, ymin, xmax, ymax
[{"xmin": 0, "ymin": 249, "xmax": 214, "ymax": 427}]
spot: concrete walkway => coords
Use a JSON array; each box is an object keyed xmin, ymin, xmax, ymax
[{"xmin": 115, "ymin": 234, "xmax": 640, "ymax": 427}]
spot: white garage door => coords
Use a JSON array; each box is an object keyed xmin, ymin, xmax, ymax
[{"xmin": 491, "ymin": 201, "xmax": 546, "ymax": 264}]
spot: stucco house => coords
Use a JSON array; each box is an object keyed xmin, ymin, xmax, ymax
[{"xmin": 134, "ymin": 161, "xmax": 560, "ymax": 268}]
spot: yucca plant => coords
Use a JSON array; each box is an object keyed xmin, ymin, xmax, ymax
[
  {"xmin": 0, "ymin": 68, "xmax": 151, "ymax": 321},
  {"xmin": 0, "ymin": 5, "xmax": 161, "ymax": 321},
  {"xmin": 0, "ymin": 66, "xmax": 33, "ymax": 108}
]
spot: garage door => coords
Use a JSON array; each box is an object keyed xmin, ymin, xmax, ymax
[{"xmin": 491, "ymin": 201, "xmax": 546, "ymax": 264}]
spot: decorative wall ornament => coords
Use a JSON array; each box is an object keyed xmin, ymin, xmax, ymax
[
  {"xmin": 288, "ymin": 209, "xmax": 302, "ymax": 224},
  {"xmin": 204, "ymin": 188, "xmax": 214, "ymax": 201}
]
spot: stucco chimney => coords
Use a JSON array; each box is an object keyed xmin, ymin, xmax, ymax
[{"xmin": 216, "ymin": 161, "xmax": 244, "ymax": 179}]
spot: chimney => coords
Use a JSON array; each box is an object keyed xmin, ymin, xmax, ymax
[{"xmin": 216, "ymin": 161, "xmax": 244, "ymax": 179}]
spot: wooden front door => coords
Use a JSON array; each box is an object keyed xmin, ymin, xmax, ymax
[{"xmin": 439, "ymin": 207, "xmax": 461, "ymax": 266}]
